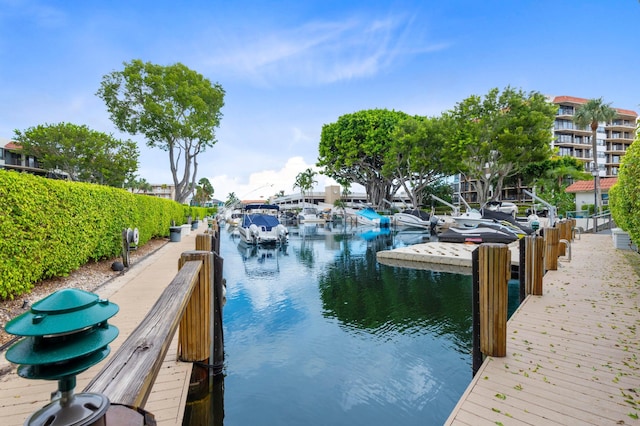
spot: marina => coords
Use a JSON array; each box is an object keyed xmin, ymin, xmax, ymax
[{"xmin": 0, "ymin": 221, "xmax": 638, "ymax": 425}]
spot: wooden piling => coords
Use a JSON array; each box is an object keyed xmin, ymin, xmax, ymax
[
  {"xmin": 544, "ymin": 227, "xmax": 560, "ymax": 271},
  {"xmin": 178, "ymin": 250, "xmax": 213, "ymax": 362},
  {"xmin": 195, "ymin": 234, "xmax": 212, "ymax": 252},
  {"xmin": 212, "ymin": 252, "xmax": 225, "ymax": 375},
  {"xmin": 525, "ymin": 235, "xmax": 545, "ymax": 295},
  {"xmin": 558, "ymin": 221, "xmax": 567, "ymax": 256},
  {"xmin": 478, "ymin": 243, "xmax": 510, "ymax": 358}
]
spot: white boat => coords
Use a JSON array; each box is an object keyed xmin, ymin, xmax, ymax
[
  {"xmin": 392, "ymin": 208, "xmax": 439, "ymax": 230},
  {"xmin": 238, "ymin": 203, "xmax": 289, "ymax": 245},
  {"xmin": 356, "ymin": 207, "xmax": 391, "ymax": 227},
  {"xmin": 298, "ymin": 206, "xmax": 326, "ymax": 224},
  {"xmin": 451, "ymin": 208, "xmax": 490, "ymax": 228}
]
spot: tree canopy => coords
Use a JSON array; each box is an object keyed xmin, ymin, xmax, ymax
[
  {"xmin": 317, "ymin": 109, "xmax": 411, "ymax": 208},
  {"xmin": 442, "ymin": 87, "xmax": 557, "ymax": 205},
  {"xmin": 193, "ymin": 177, "xmax": 214, "ymax": 206},
  {"xmin": 97, "ymin": 59, "xmax": 225, "ymax": 203},
  {"xmin": 13, "ymin": 122, "xmax": 138, "ymax": 187},
  {"xmin": 384, "ymin": 115, "xmax": 449, "ymax": 208}
]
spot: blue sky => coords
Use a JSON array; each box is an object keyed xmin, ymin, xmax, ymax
[{"xmin": 1, "ymin": 0, "xmax": 639, "ymax": 201}]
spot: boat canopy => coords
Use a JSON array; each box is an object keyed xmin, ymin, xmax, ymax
[
  {"xmin": 242, "ymin": 213, "xmax": 280, "ymax": 230},
  {"xmin": 244, "ymin": 203, "xmax": 280, "ymax": 211}
]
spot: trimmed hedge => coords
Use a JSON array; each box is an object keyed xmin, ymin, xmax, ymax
[
  {"xmin": 609, "ymin": 133, "xmax": 640, "ymax": 245},
  {"xmin": 0, "ymin": 170, "xmax": 200, "ymax": 300}
]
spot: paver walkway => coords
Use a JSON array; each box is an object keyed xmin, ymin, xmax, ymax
[{"xmin": 0, "ymin": 223, "xmax": 207, "ymax": 426}]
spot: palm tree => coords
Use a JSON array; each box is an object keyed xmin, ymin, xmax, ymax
[
  {"xmin": 573, "ymin": 98, "xmax": 617, "ymax": 214},
  {"xmin": 293, "ymin": 168, "xmax": 317, "ymax": 207}
]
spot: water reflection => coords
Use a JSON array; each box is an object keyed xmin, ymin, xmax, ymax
[{"xmin": 186, "ymin": 223, "xmax": 508, "ymax": 426}]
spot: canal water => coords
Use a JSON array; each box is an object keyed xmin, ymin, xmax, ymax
[{"xmin": 184, "ymin": 223, "xmax": 521, "ymax": 425}]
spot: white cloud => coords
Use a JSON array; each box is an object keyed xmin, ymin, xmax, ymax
[{"xmin": 200, "ymin": 13, "xmax": 448, "ymax": 87}]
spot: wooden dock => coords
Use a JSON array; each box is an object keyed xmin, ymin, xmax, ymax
[
  {"xmin": 0, "ymin": 227, "xmax": 206, "ymax": 426},
  {"xmin": 445, "ymin": 233, "xmax": 640, "ymax": 425}
]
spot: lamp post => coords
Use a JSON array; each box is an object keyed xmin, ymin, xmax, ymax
[{"xmin": 591, "ymin": 168, "xmax": 598, "ymax": 216}]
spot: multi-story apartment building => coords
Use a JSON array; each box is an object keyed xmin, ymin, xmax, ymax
[
  {"xmin": 552, "ymin": 96, "xmax": 637, "ymax": 177},
  {"xmin": 457, "ymin": 96, "xmax": 638, "ymax": 204}
]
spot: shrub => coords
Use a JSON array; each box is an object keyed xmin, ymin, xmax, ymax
[
  {"xmin": 0, "ymin": 170, "xmax": 186, "ymax": 299},
  {"xmin": 610, "ymin": 130, "xmax": 640, "ymax": 244}
]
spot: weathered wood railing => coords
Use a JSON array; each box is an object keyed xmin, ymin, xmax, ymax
[
  {"xmin": 83, "ymin": 222, "xmax": 223, "ymax": 420},
  {"xmin": 83, "ymin": 259, "xmax": 203, "ymax": 408}
]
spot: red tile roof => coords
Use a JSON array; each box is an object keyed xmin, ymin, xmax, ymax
[
  {"xmin": 565, "ymin": 177, "xmax": 618, "ymax": 193},
  {"xmin": 4, "ymin": 141, "xmax": 22, "ymax": 150},
  {"xmin": 552, "ymin": 96, "xmax": 637, "ymax": 117}
]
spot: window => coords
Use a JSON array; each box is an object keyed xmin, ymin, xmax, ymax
[{"xmin": 0, "ymin": 148, "xmax": 4, "ymax": 160}]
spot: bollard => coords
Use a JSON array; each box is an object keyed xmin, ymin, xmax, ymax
[
  {"xmin": 178, "ymin": 251, "xmax": 213, "ymax": 362},
  {"xmin": 4, "ymin": 289, "xmax": 119, "ymax": 425},
  {"xmin": 478, "ymin": 243, "xmax": 510, "ymax": 358}
]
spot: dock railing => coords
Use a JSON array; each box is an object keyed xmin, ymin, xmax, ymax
[{"xmin": 83, "ymin": 225, "xmax": 223, "ymax": 418}]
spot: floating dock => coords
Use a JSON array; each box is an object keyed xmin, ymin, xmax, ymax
[{"xmin": 376, "ymin": 241, "xmax": 520, "ymax": 275}]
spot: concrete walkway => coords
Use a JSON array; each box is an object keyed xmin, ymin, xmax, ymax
[{"xmin": 0, "ymin": 222, "xmax": 207, "ymax": 426}]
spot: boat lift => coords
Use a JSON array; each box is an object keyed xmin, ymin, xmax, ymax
[{"xmin": 523, "ymin": 189, "xmax": 557, "ymax": 227}]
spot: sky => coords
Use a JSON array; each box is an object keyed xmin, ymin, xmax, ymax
[{"xmin": 1, "ymin": 0, "xmax": 639, "ymax": 202}]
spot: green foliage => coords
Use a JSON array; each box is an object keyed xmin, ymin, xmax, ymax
[
  {"xmin": 443, "ymin": 86, "xmax": 557, "ymax": 204},
  {"xmin": 0, "ymin": 170, "xmax": 186, "ymax": 300},
  {"xmin": 293, "ymin": 168, "xmax": 318, "ymax": 204},
  {"xmin": 317, "ymin": 108, "xmax": 411, "ymax": 208},
  {"xmin": 385, "ymin": 116, "xmax": 449, "ymax": 207},
  {"xmin": 193, "ymin": 177, "xmax": 214, "ymax": 206},
  {"xmin": 97, "ymin": 59, "xmax": 225, "ymax": 203},
  {"xmin": 610, "ymin": 131, "xmax": 640, "ymax": 243},
  {"xmin": 13, "ymin": 122, "xmax": 139, "ymax": 187},
  {"xmin": 518, "ymin": 156, "xmax": 589, "ymax": 215}
]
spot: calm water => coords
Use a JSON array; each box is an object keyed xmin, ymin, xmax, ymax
[{"xmin": 184, "ymin": 223, "xmax": 520, "ymax": 426}]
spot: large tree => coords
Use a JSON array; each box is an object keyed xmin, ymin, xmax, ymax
[
  {"xmin": 317, "ymin": 109, "xmax": 410, "ymax": 208},
  {"xmin": 573, "ymin": 98, "xmax": 617, "ymax": 214},
  {"xmin": 443, "ymin": 87, "xmax": 557, "ymax": 205},
  {"xmin": 384, "ymin": 116, "xmax": 449, "ymax": 208},
  {"xmin": 193, "ymin": 177, "xmax": 214, "ymax": 206},
  {"xmin": 14, "ymin": 122, "xmax": 139, "ymax": 187},
  {"xmin": 97, "ymin": 59, "xmax": 225, "ymax": 203}
]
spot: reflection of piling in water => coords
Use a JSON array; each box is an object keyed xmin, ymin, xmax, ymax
[{"xmin": 184, "ymin": 367, "xmax": 225, "ymax": 426}]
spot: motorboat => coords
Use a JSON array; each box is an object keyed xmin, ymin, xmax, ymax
[
  {"xmin": 392, "ymin": 208, "xmax": 440, "ymax": 231},
  {"xmin": 298, "ymin": 206, "xmax": 326, "ymax": 224},
  {"xmin": 356, "ymin": 207, "xmax": 391, "ymax": 227},
  {"xmin": 484, "ymin": 201, "xmax": 518, "ymax": 217},
  {"xmin": 437, "ymin": 222, "xmax": 520, "ymax": 244},
  {"xmin": 238, "ymin": 203, "xmax": 289, "ymax": 245},
  {"xmin": 451, "ymin": 208, "xmax": 488, "ymax": 228}
]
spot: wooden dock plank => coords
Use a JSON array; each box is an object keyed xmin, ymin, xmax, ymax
[{"xmin": 446, "ymin": 234, "xmax": 640, "ymax": 425}]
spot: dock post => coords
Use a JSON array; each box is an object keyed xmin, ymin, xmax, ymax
[
  {"xmin": 525, "ymin": 235, "xmax": 545, "ymax": 295},
  {"xmin": 478, "ymin": 243, "xmax": 510, "ymax": 358},
  {"xmin": 212, "ymin": 252, "xmax": 225, "ymax": 375},
  {"xmin": 178, "ymin": 251, "xmax": 213, "ymax": 362},
  {"xmin": 195, "ymin": 233, "xmax": 212, "ymax": 252},
  {"xmin": 471, "ymin": 248, "xmax": 482, "ymax": 376},
  {"xmin": 518, "ymin": 238, "xmax": 526, "ymax": 303},
  {"xmin": 544, "ymin": 227, "xmax": 560, "ymax": 271}
]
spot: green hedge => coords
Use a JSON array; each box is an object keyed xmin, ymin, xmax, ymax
[
  {"xmin": 610, "ymin": 133, "xmax": 640, "ymax": 245},
  {"xmin": 0, "ymin": 170, "xmax": 193, "ymax": 300}
]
